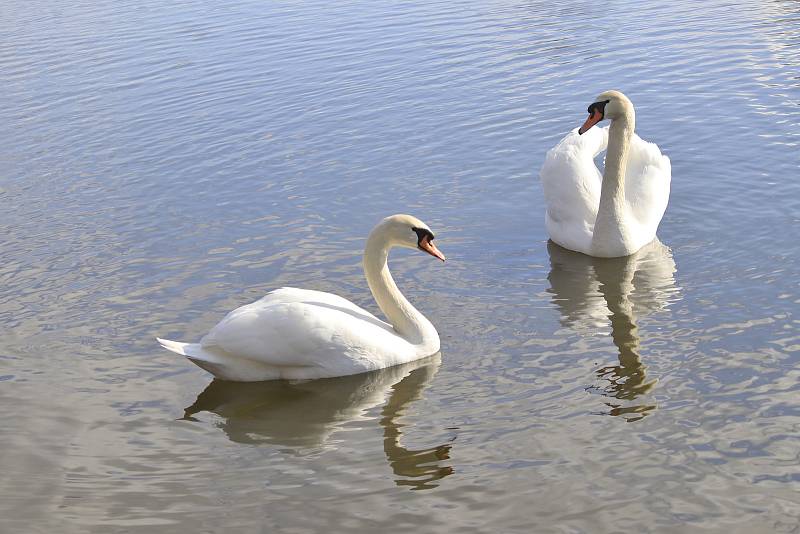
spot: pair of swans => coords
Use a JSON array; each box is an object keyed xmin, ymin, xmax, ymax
[{"xmin": 159, "ymin": 90, "xmax": 671, "ymax": 382}]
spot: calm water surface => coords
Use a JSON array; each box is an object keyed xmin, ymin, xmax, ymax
[{"xmin": 1, "ymin": 0, "xmax": 799, "ymax": 532}]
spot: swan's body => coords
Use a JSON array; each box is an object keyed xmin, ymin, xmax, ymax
[
  {"xmin": 540, "ymin": 91, "xmax": 671, "ymax": 257},
  {"xmin": 158, "ymin": 215, "xmax": 445, "ymax": 382}
]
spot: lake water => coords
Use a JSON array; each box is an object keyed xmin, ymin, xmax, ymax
[{"xmin": 1, "ymin": 0, "xmax": 799, "ymax": 532}]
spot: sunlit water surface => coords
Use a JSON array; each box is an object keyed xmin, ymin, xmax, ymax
[{"xmin": 1, "ymin": 0, "xmax": 799, "ymax": 532}]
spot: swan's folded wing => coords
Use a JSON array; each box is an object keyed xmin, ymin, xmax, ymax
[
  {"xmin": 254, "ymin": 287, "xmax": 381, "ymax": 318},
  {"xmin": 625, "ymin": 134, "xmax": 671, "ymax": 232},
  {"xmin": 540, "ymin": 127, "xmax": 608, "ymax": 250},
  {"xmin": 199, "ymin": 288, "xmax": 402, "ymax": 371}
]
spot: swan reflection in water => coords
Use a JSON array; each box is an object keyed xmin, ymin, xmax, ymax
[
  {"xmin": 183, "ymin": 354, "xmax": 453, "ymax": 490},
  {"xmin": 547, "ymin": 240, "xmax": 679, "ymax": 421}
]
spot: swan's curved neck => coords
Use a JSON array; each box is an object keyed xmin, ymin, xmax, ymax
[
  {"xmin": 593, "ymin": 105, "xmax": 635, "ymax": 256},
  {"xmin": 363, "ymin": 229, "xmax": 439, "ymax": 352}
]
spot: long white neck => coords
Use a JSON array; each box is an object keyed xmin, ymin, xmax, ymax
[
  {"xmin": 362, "ymin": 229, "xmax": 440, "ymax": 353},
  {"xmin": 592, "ymin": 105, "xmax": 635, "ymax": 257}
]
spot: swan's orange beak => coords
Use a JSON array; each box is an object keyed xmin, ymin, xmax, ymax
[
  {"xmin": 578, "ymin": 109, "xmax": 603, "ymax": 135},
  {"xmin": 419, "ymin": 234, "xmax": 446, "ymax": 262}
]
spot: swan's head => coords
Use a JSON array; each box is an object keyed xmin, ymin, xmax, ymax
[
  {"xmin": 578, "ymin": 90, "xmax": 633, "ymax": 134},
  {"xmin": 374, "ymin": 214, "xmax": 445, "ymax": 262}
]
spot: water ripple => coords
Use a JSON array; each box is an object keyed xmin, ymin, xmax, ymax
[{"xmin": 1, "ymin": 0, "xmax": 800, "ymax": 532}]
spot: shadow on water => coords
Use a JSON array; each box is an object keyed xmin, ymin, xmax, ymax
[
  {"xmin": 183, "ymin": 355, "xmax": 453, "ymax": 490},
  {"xmin": 546, "ymin": 240, "xmax": 680, "ymax": 422}
]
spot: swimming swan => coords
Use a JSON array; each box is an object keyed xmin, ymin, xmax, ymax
[
  {"xmin": 540, "ymin": 90, "xmax": 671, "ymax": 257},
  {"xmin": 157, "ymin": 214, "xmax": 445, "ymax": 381}
]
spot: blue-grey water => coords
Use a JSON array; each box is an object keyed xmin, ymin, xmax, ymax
[{"xmin": 1, "ymin": 0, "xmax": 799, "ymax": 532}]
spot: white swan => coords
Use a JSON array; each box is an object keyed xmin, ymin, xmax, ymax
[
  {"xmin": 157, "ymin": 214, "xmax": 445, "ymax": 382},
  {"xmin": 540, "ymin": 90, "xmax": 671, "ymax": 257}
]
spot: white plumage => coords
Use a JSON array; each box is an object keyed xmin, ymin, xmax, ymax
[
  {"xmin": 158, "ymin": 214, "xmax": 445, "ymax": 382},
  {"xmin": 540, "ymin": 91, "xmax": 671, "ymax": 257},
  {"xmin": 158, "ymin": 289, "xmax": 408, "ymax": 381}
]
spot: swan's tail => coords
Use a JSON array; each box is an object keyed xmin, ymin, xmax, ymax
[
  {"xmin": 156, "ymin": 337, "xmax": 281, "ymax": 381},
  {"xmin": 156, "ymin": 337, "xmax": 217, "ymax": 360}
]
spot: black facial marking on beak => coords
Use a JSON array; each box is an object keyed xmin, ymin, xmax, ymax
[
  {"xmin": 412, "ymin": 227, "xmax": 435, "ymax": 247},
  {"xmin": 579, "ymin": 99, "xmax": 611, "ymax": 135},
  {"xmin": 587, "ymin": 99, "xmax": 610, "ymax": 119}
]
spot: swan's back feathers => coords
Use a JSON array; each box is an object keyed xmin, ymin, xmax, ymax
[
  {"xmin": 625, "ymin": 134, "xmax": 671, "ymax": 235},
  {"xmin": 540, "ymin": 126, "xmax": 670, "ymax": 255},
  {"xmin": 158, "ymin": 287, "xmax": 417, "ymax": 381},
  {"xmin": 195, "ymin": 287, "xmax": 412, "ymax": 378},
  {"xmin": 540, "ymin": 127, "xmax": 607, "ymax": 252}
]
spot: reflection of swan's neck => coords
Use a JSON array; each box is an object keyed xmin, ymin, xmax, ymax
[
  {"xmin": 380, "ymin": 361, "xmax": 453, "ymax": 490},
  {"xmin": 602, "ymin": 270, "xmax": 640, "ymax": 365},
  {"xmin": 363, "ymin": 228, "xmax": 438, "ymax": 351},
  {"xmin": 593, "ymin": 106, "xmax": 635, "ymax": 256},
  {"xmin": 596, "ymin": 255, "xmax": 656, "ymax": 401}
]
